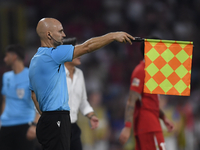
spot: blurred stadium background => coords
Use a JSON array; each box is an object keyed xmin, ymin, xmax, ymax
[{"xmin": 0, "ymin": 0, "xmax": 200, "ymax": 150}]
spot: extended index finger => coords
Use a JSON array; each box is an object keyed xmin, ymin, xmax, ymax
[
  {"xmin": 127, "ymin": 33, "xmax": 135, "ymax": 41},
  {"xmin": 126, "ymin": 33, "xmax": 135, "ymax": 45}
]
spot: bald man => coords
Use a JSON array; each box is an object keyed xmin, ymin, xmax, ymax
[{"xmin": 29, "ymin": 18, "xmax": 134, "ymax": 150}]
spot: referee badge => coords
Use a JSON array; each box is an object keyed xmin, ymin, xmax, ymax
[
  {"xmin": 132, "ymin": 78, "xmax": 140, "ymax": 87},
  {"xmin": 17, "ymin": 89, "xmax": 25, "ymax": 99}
]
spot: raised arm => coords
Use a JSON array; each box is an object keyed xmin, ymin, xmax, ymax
[
  {"xmin": 73, "ymin": 32, "xmax": 134, "ymax": 59},
  {"xmin": 31, "ymin": 91, "xmax": 42, "ymax": 115},
  {"xmin": 119, "ymin": 90, "xmax": 141, "ymax": 145}
]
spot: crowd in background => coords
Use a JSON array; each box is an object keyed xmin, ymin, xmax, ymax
[{"xmin": 0, "ymin": 0, "xmax": 200, "ymax": 150}]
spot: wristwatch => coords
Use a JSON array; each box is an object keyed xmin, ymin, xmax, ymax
[{"xmin": 28, "ymin": 122, "xmax": 37, "ymax": 126}]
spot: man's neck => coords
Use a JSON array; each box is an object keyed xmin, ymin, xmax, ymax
[
  {"xmin": 12, "ymin": 61, "xmax": 24, "ymax": 74},
  {"xmin": 41, "ymin": 40, "xmax": 56, "ymax": 48}
]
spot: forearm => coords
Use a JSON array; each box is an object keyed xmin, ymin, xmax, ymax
[
  {"xmin": 31, "ymin": 91, "xmax": 42, "ymax": 115},
  {"xmin": 124, "ymin": 99, "xmax": 135, "ymax": 125},
  {"xmin": 124, "ymin": 91, "xmax": 140, "ymax": 126},
  {"xmin": 33, "ymin": 112, "xmax": 40, "ymax": 123},
  {"xmin": 0, "ymin": 96, "xmax": 5, "ymax": 115},
  {"xmin": 159, "ymin": 109, "xmax": 174, "ymax": 132},
  {"xmin": 159, "ymin": 109, "xmax": 165, "ymax": 120},
  {"xmin": 84, "ymin": 33, "xmax": 115, "ymax": 52},
  {"xmin": 119, "ymin": 91, "xmax": 141, "ymax": 144},
  {"xmin": 34, "ymin": 100, "xmax": 42, "ymax": 115},
  {"xmin": 74, "ymin": 33, "xmax": 115, "ymax": 58}
]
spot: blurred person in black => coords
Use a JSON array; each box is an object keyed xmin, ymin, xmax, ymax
[{"xmin": 0, "ymin": 44, "xmax": 40, "ymax": 150}]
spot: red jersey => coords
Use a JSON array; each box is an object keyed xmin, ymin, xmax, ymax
[{"xmin": 130, "ymin": 61, "xmax": 162, "ymax": 135}]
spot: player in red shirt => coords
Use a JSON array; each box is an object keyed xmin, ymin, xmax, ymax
[{"xmin": 119, "ymin": 41, "xmax": 174, "ymax": 150}]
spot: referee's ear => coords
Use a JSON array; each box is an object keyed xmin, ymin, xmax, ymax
[{"xmin": 47, "ymin": 32, "xmax": 52, "ymax": 40}]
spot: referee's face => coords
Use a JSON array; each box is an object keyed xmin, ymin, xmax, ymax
[
  {"xmin": 4, "ymin": 52, "xmax": 17, "ymax": 66},
  {"xmin": 51, "ymin": 21, "xmax": 66, "ymax": 47}
]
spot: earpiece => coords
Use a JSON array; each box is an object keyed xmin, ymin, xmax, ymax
[
  {"xmin": 48, "ymin": 33, "xmax": 62, "ymax": 45},
  {"xmin": 48, "ymin": 33, "xmax": 51, "ymax": 40}
]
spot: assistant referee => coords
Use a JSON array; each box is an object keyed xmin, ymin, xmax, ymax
[{"xmin": 29, "ymin": 17, "xmax": 134, "ymax": 150}]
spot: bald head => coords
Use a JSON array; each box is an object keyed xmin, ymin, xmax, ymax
[
  {"xmin": 36, "ymin": 18, "xmax": 61, "ymax": 39},
  {"xmin": 36, "ymin": 18, "xmax": 66, "ymax": 47}
]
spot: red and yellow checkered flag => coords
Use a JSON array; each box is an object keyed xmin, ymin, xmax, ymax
[{"xmin": 144, "ymin": 39, "xmax": 193, "ymax": 96}]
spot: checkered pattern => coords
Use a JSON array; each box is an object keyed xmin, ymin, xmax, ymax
[{"xmin": 144, "ymin": 39, "xmax": 193, "ymax": 96}]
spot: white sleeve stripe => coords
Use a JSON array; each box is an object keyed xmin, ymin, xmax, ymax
[{"xmin": 154, "ymin": 135, "xmax": 159, "ymax": 150}]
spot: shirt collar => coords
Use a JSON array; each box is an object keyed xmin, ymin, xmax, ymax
[
  {"xmin": 64, "ymin": 66, "xmax": 70, "ymax": 76},
  {"xmin": 64, "ymin": 66, "xmax": 77, "ymax": 77}
]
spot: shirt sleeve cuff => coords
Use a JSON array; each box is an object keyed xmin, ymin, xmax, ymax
[{"xmin": 81, "ymin": 106, "xmax": 94, "ymax": 116}]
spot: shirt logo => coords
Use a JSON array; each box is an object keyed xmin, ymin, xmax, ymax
[
  {"xmin": 16, "ymin": 89, "xmax": 25, "ymax": 99},
  {"xmin": 132, "ymin": 78, "xmax": 140, "ymax": 87},
  {"xmin": 57, "ymin": 121, "xmax": 61, "ymax": 127}
]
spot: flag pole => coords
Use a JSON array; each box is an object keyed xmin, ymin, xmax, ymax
[
  {"xmin": 132, "ymin": 37, "xmax": 144, "ymax": 42},
  {"xmin": 132, "ymin": 37, "xmax": 194, "ymax": 47}
]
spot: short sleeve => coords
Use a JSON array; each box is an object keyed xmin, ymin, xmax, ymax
[
  {"xmin": 1, "ymin": 74, "xmax": 6, "ymax": 95},
  {"xmin": 130, "ymin": 65, "xmax": 145, "ymax": 94},
  {"xmin": 51, "ymin": 45, "xmax": 74, "ymax": 64}
]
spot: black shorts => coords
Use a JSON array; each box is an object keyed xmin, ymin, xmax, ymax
[
  {"xmin": 0, "ymin": 124, "xmax": 36, "ymax": 150},
  {"xmin": 36, "ymin": 111, "xmax": 71, "ymax": 150}
]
